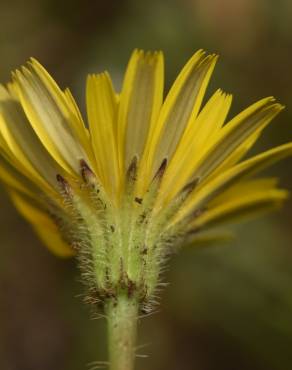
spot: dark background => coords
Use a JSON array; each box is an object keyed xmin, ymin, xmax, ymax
[{"xmin": 1, "ymin": 0, "xmax": 292, "ymax": 369}]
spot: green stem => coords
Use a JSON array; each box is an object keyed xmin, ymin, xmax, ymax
[{"xmin": 106, "ymin": 294, "xmax": 138, "ymax": 370}]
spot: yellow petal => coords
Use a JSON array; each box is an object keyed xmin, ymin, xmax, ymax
[
  {"xmin": 190, "ymin": 188, "xmax": 288, "ymax": 230},
  {"xmin": 86, "ymin": 72, "xmax": 120, "ymax": 198},
  {"xmin": 191, "ymin": 97, "xmax": 284, "ymax": 180},
  {"xmin": 0, "ymin": 85, "xmax": 60, "ymax": 193},
  {"xmin": 117, "ymin": 50, "xmax": 164, "ymax": 175},
  {"xmin": 63, "ymin": 87, "xmax": 92, "ymax": 149},
  {"xmin": 32, "ymin": 61, "xmax": 92, "ymax": 158},
  {"xmin": 209, "ymin": 177, "xmax": 279, "ymax": 207},
  {"xmin": 10, "ymin": 191, "xmax": 74, "ymax": 257},
  {"xmin": 208, "ymin": 130, "xmax": 261, "ymax": 181},
  {"xmin": 0, "ymin": 156, "xmax": 37, "ymax": 198},
  {"xmin": 146, "ymin": 50, "xmax": 218, "ymax": 180},
  {"xmin": 180, "ymin": 89, "xmax": 232, "ymax": 153},
  {"xmin": 12, "ymin": 59, "xmax": 91, "ymax": 176},
  {"xmin": 159, "ymin": 89, "xmax": 232, "ymax": 202},
  {"xmin": 173, "ymin": 142, "xmax": 292, "ymax": 222}
]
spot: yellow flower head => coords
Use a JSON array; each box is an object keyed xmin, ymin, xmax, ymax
[{"xmin": 0, "ymin": 49, "xmax": 291, "ymax": 307}]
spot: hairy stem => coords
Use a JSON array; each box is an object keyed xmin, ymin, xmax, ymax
[{"xmin": 106, "ymin": 294, "xmax": 139, "ymax": 370}]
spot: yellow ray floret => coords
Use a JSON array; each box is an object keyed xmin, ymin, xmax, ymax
[
  {"xmin": 0, "ymin": 84, "xmax": 61, "ymax": 193},
  {"xmin": 86, "ymin": 72, "xmax": 120, "ymax": 199},
  {"xmin": 12, "ymin": 59, "xmax": 93, "ymax": 176},
  {"xmin": 10, "ymin": 191, "xmax": 73, "ymax": 257},
  {"xmin": 172, "ymin": 143, "xmax": 292, "ymax": 223},
  {"xmin": 117, "ymin": 50, "xmax": 164, "ymax": 189},
  {"xmin": 190, "ymin": 179, "xmax": 288, "ymax": 230},
  {"xmin": 140, "ymin": 50, "xmax": 218, "ymax": 191}
]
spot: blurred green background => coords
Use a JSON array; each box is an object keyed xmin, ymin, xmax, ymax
[{"xmin": 1, "ymin": 0, "xmax": 292, "ymax": 369}]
